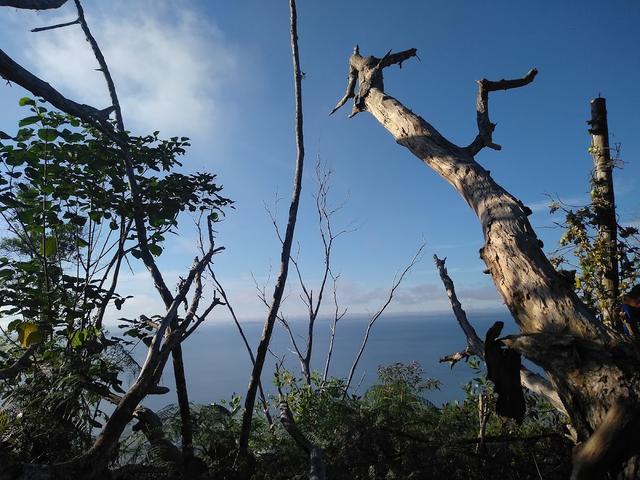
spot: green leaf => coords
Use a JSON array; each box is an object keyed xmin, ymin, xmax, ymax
[
  {"xmin": 0, "ymin": 269, "xmax": 14, "ymax": 280},
  {"xmin": 148, "ymin": 244, "xmax": 163, "ymax": 256},
  {"xmin": 0, "ymin": 131, "xmax": 12, "ymax": 140},
  {"xmin": 41, "ymin": 236, "xmax": 57, "ymax": 257},
  {"xmin": 18, "ymin": 323, "xmax": 41, "ymax": 348},
  {"xmin": 18, "ymin": 116, "xmax": 41, "ymax": 128},
  {"xmin": 37, "ymin": 128, "xmax": 58, "ymax": 142},
  {"xmin": 18, "ymin": 97, "xmax": 36, "ymax": 107},
  {"xmin": 70, "ymin": 329, "xmax": 87, "ymax": 348}
]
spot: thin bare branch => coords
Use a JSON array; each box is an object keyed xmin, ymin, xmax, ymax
[
  {"xmin": 31, "ymin": 18, "xmax": 79, "ymax": 32},
  {"xmin": 433, "ymin": 255, "xmax": 484, "ymax": 354},
  {"xmin": 323, "ymin": 270, "xmax": 347, "ymax": 381},
  {"xmin": 279, "ymin": 315, "xmax": 306, "ymax": 371},
  {"xmin": 439, "ymin": 346, "xmax": 473, "ymax": 368},
  {"xmin": 345, "ymin": 243, "xmax": 425, "ymax": 393}
]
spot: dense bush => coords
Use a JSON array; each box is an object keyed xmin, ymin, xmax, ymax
[{"xmin": 114, "ymin": 361, "xmax": 571, "ymax": 479}]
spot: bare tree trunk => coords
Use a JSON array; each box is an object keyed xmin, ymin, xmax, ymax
[
  {"xmin": 331, "ymin": 46, "xmax": 640, "ymax": 479},
  {"xmin": 237, "ymin": 0, "xmax": 305, "ymax": 458},
  {"xmin": 588, "ymin": 98, "xmax": 621, "ymax": 331}
]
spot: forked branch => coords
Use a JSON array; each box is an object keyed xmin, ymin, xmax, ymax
[{"xmin": 467, "ymin": 68, "xmax": 538, "ymax": 155}]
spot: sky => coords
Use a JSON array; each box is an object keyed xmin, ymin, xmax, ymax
[{"xmin": 1, "ymin": 0, "xmax": 639, "ymax": 327}]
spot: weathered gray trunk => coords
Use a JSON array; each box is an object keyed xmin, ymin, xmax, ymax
[
  {"xmin": 588, "ymin": 98, "xmax": 621, "ymax": 331},
  {"xmin": 332, "ymin": 48, "xmax": 640, "ymax": 479}
]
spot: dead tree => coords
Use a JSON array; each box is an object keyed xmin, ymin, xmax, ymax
[{"xmin": 331, "ymin": 46, "xmax": 640, "ymax": 479}]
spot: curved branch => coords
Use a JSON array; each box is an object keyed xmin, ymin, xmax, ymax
[
  {"xmin": 278, "ymin": 400, "xmax": 326, "ymax": 480},
  {"xmin": 345, "ymin": 243, "xmax": 424, "ymax": 393}
]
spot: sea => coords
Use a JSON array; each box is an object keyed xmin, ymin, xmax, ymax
[{"xmin": 132, "ymin": 310, "xmax": 518, "ymax": 410}]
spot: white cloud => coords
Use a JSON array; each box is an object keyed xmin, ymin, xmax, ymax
[{"xmin": 12, "ymin": 1, "xmax": 239, "ymax": 144}]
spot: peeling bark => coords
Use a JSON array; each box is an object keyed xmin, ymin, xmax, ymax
[{"xmin": 332, "ymin": 46, "xmax": 640, "ymax": 478}]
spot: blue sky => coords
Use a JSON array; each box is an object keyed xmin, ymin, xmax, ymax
[{"xmin": 1, "ymin": 0, "xmax": 639, "ymax": 324}]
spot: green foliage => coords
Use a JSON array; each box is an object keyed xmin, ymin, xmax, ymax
[
  {"xmin": 0, "ymin": 99, "xmax": 230, "ymax": 463},
  {"xmin": 549, "ymin": 152, "xmax": 640, "ymax": 316},
  {"xmin": 132, "ymin": 362, "xmax": 570, "ymax": 479}
]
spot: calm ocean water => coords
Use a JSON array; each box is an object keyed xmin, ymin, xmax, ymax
[{"xmin": 134, "ymin": 311, "xmax": 516, "ymax": 410}]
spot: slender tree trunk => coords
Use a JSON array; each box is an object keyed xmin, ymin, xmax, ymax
[
  {"xmin": 331, "ymin": 47, "xmax": 640, "ymax": 479},
  {"xmin": 588, "ymin": 98, "xmax": 621, "ymax": 331},
  {"xmin": 72, "ymin": 0, "xmax": 195, "ymax": 462},
  {"xmin": 237, "ymin": 0, "xmax": 305, "ymax": 458}
]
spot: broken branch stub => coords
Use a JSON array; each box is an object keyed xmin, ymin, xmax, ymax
[
  {"xmin": 467, "ymin": 68, "xmax": 538, "ymax": 155},
  {"xmin": 330, "ymin": 45, "xmax": 418, "ymax": 117}
]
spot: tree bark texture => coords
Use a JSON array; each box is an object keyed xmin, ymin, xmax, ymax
[{"xmin": 332, "ymin": 47, "xmax": 640, "ymax": 479}]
